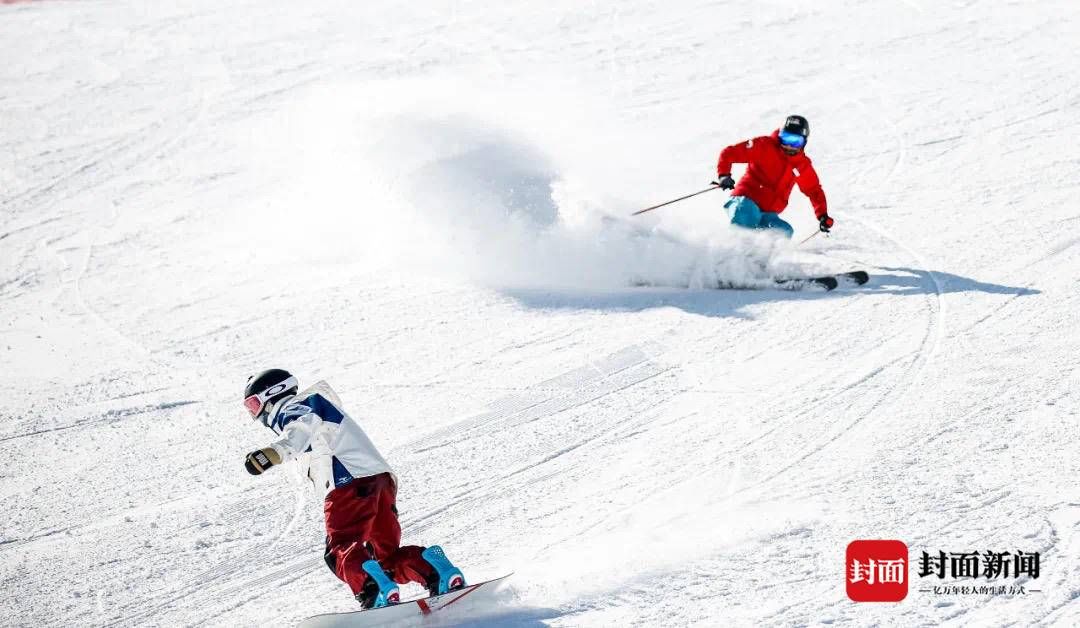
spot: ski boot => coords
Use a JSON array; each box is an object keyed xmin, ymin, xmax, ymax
[
  {"xmin": 421, "ymin": 545, "xmax": 465, "ymax": 596},
  {"xmin": 358, "ymin": 560, "xmax": 400, "ymax": 609}
]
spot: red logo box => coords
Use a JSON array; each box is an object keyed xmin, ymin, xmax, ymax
[{"xmin": 846, "ymin": 540, "xmax": 909, "ymax": 602}]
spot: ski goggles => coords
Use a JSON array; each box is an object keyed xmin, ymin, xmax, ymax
[
  {"xmin": 243, "ymin": 376, "xmax": 299, "ymax": 419},
  {"xmin": 778, "ymin": 130, "xmax": 807, "ymax": 149}
]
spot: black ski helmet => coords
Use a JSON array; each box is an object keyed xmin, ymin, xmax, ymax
[
  {"xmin": 243, "ymin": 368, "xmax": 299, "ymax": 424},
  {"xmin": 782, "ymin": 115, "xmax": 809, "ymax": 139}
]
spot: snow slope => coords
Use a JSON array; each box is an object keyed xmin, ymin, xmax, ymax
[{"xmin": 2, "ymin": 0, "xmax": 1079, "ymax": 626}]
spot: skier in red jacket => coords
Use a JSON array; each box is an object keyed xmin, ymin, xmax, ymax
[{"xmin": 715, "ymin": 115, "xmax": 834, "ymax": 239}]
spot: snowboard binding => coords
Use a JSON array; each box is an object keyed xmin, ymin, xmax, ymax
[
  {"xmin": 422, "ymin": 545, "xmax": 466, "ymax": 596},
  {"xmin": 358, "ymin": 560, "xmax": 400, "ymax": 609}
]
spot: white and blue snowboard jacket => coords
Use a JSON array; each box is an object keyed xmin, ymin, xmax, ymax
[{"xmin": 265, "ymin": 381, "xmax": 394, "ymax": 496}]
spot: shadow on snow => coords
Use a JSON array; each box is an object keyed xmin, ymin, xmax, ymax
[
  {"xmin": 499, "ymin": 267, "xmax": 1038, "ymax": 319},
  {"xmin": 870, "ymin": 266, "xmax": 1039, "ymax": 297}
]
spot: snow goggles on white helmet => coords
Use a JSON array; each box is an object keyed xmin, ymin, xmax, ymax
[
  {"xmin": 243, "ymin": 374, "xmax": 299, "ymax": 419},
  {"xmin": 778, "ymin": 130, "xmax": 807, "ymax": 149}
]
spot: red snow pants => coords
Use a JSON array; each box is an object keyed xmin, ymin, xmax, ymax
[{"xmin": 323, "ymin": 472, "xmax": 434, "ymax": 595}]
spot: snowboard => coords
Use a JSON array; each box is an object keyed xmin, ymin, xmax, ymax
[{"xmin": 298, "ymin": 574, "xmax": 512, "ymax": 627}]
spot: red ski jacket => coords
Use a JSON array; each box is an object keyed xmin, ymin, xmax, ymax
[{"xmin": 716, "ymin": 130, "xmax": 828, "ymax": 217}]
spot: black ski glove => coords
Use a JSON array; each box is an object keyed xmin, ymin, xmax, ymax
[
  {"xmin": 715, "ymin": 175, "xmax": 735, "ymax": 191},
  {"xmin": 245, "ymin": 448, "xmax": 280, "ymax": 475},
  {"xmin": 818, "ymin": 214, "xmax": 834, "ymax": 233}
]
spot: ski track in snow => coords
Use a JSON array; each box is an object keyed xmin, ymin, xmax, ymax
[{"xmin": 3, "ymin": 1, "xmax": 1080, "ymax": 627}]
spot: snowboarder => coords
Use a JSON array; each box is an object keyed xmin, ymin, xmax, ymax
[
  {"xmin": 715, "ymin": 115, "xmax": 834, "ymax": 239},
  {"xmin": 241, "ymin": 369, "xmax": 465, "ymax": 609}
]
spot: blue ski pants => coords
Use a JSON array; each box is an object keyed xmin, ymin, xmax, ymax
[{"xmin": 724, "ymin": 196, "xmax": 794, "ymax": 239}]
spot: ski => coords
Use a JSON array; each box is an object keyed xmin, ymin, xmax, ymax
[
  {"xmin": 773, "ymin": 275, "xmax": 839, "ymax": 291},
  {"xmin": 774, "ymin": 270, "xmax": 869, "ymax": 291},
  {"xmin": 710, "ymin": 276, "xmax": 834, "ymax": 291},
  {"xmin": 836, "ymin": 270, "xmax": 870, "ymax": 286},
  {"xmin": 636, "ymin": 270, "xmax": 869, "ymax": 292}
]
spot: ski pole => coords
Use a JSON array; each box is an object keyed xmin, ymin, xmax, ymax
[
  {"xmin": 798, "ymin": 230, "xmax": 824, "ymax": 246},
  {"xmin": 630, "ymin": 183, "xmax": 721, "ymax": 216}
]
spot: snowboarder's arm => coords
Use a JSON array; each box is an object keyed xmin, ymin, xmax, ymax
[
  {"xmin": 716, "ymin": 138, "xmax": 754, "ymax": 177},
  {"xmin": 268, "ymin": 411, "xmax": 323, "ymax": 462},
  {"xmin": 795, "ymin": 161, "xmax": 828, "ymax": 218},
  {"xmin": 245, "ymin": 447, "xmax": 281, "ymax": 475},
  {"xmin": 245, "ymin": 413, "xmax": 315, "ymax": 474}
]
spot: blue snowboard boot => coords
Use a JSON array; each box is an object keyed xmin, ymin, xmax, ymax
[
  {"xmin": 421, "ymin": 545, "xmax": 465, "ymax": 596},
  {"xmin": 359, "ymin": 560, "xmax": 400, "ymax": 609}
]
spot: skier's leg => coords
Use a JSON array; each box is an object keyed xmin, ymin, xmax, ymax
[
  {"xmin": 323, "ymin": 476, "xmax": 381, "ymax": 597},
  {"xmin": 758, "ymin": 212, "xmax": 794, "ymax": 239},
  {"xmin": 724, "ymin": 196, "xmax": 764, "ymax": 230}
]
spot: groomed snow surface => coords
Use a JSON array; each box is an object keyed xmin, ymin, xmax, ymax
[{"xmin": 2, "ymin": 1, "xmax": 1079, "ymax": 626}]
